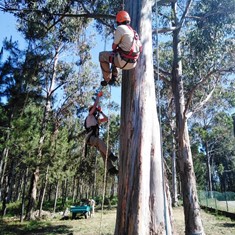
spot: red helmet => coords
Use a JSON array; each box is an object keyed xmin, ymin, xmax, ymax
[{"xmin": 116, "ymin": 11, "xmax": 131, "ymax": 23}]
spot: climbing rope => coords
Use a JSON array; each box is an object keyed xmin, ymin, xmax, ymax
[
  {"xmin": 98, "ymin": 26, "xmax": 112, "ymax": 235},
  {"xmin": 98, "ymin": 86, "xmax": 112, "ymax": 235},
  {"xmin": 121, "ymin": 1, "xmax": 125, "ymax": 10}
]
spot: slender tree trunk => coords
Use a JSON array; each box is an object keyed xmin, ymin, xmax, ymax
[
  {"xmin": 62, "ymin": 179, "xmax": 68, "ymax": 208},
  {"xmin": 72, "ymin": 176, "xmax": 76, "ymax": 203},
  {"xmin": 115, "ymin": 1, "xmax": 172, "ymax": 234},
  {"xmin": 20, "ymin": 168, "xmax": 28, "ymax": 222},
  {"xmin": 53, "ymin": 180, "xmax": 59, "ymax": 213},
  {"xmin": 1, "ymin": 157, "xmax": 15, "ymax": 216},
  {"xmin": 171, "ymin": 2, "xmax": 204, "ymax": 232},
  {"xmin": 0, "ymin": 147, "xmax": 9, "ymax": 201},
  {"xmin": 39, "ymin": 165, "xmax": 49, "ymax": 217},
  {"xmin": 172, "ymin": 135, "xmax": 178, "ymax": 207},
  {"xmin": 15, "ymin": 172, "xmax": 23, "ymax": 201},
  {"xmin": 205, "ymin": 141, "xmax": 212, "ymax": 197},
  {"xmin": 7, "ymin": 159, "xmax": 15, "ymax": 203},
  {"xmin": 1, "ymin": 175, "xmax": 9, "ymax": 216}
]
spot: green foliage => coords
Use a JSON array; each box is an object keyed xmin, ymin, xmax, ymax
[{"xmin": 0, "ymin": 201, "xmax": 22, "ymax": 217}]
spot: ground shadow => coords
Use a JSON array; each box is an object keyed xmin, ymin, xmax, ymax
[
  {"xmin": 221, "ymin": 223, "xmax": 235, "ymax": 228},
  {"xmin": 0, "ymin": 219, "xmax": 73, "ymax": 235}
]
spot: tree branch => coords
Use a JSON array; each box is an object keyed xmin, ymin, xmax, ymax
[
  {"xmin": 179, "ymin": 0, "xmax": 193, "ymax": 26},
  {"xmin": 153, "ymin": 26, "xmax": 178, "ymax": 34},
  {"xmin": 0, "ymin": 6, "xmax": 115, "ymax": 20},
  {"xmin": 154, "ymin": 68, "xmax": 171, "ymax": 85},
  {"xmin": 185, "ymin": 67, "xmax": 234, "ymax": 117},
  {"xmin": 183, "ymin": 65, "xmax": 234, "ymax": 119},
  {"xmin": 186, "ymin": 85, "xmax": 216, "ymax": 119}
]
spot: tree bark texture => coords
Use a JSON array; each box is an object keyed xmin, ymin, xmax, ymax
[{"xmin": 115, "ymin": 0, "xmax": 172, "ymax": 234}]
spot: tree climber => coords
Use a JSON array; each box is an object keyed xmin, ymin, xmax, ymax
[
  {"xmin": 84, "ymin": 91, "xmax": 118, "ymax": 175},
  {"xmin": 99, "ymin": 10, "xmax": 142, "ymax": 86}
]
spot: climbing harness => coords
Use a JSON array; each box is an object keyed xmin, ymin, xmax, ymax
[{"xmin": 117, "ymin": 25, "xmax": 142, "ymax": 66}]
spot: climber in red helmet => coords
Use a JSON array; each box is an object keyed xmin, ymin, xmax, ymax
[{"xmin": 99, "ymin": 11, "xmax": 142, "ymax": 86}]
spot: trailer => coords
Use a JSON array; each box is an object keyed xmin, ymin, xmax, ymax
[{"xmin": 70, "ymin": 205, "xmax": 91, "ymax": 219}]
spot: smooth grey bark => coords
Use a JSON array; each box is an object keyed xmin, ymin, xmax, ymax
[{"xmin": 115, "ymin": 0, "xmax": 173, "ymax": 234}]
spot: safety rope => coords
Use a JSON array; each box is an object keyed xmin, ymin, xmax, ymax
[
  {"xmin": 98, "ymin": 26, "xmax": 111, "ymax": 235},
  {"xmin": 121, "ymin": 2, "xmax": 125, "ymax": 10},
  {"xmin": 98, "ymin": 86, "xmax": 112, "ymax": 235},
  {"xmin": 154, "ymin": 1, "xmax": 169, "ymax": 234}
]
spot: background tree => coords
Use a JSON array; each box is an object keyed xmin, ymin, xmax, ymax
[{"xmin": 155, "ymin": 0, "xmax": 234, "ymax": 233}]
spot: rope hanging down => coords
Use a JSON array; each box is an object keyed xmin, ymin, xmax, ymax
[
  {"xmin": 98, "ymin": 86, "xmax": 112, "ymax": 235},
  {"xmin": 98, "ymin": 25, "xmax": 112, "ymax": 234}
]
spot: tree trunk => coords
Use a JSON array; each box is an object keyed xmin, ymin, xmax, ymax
[
  {"xmin": 0, "ymin": 147, "xmax": 9, "ymax": 201},
  {"xmin": 25, "ymin": 166, "xmax": 40, "ymax": 220},
  {"xmin": 171, "ymin": 3, "xmax": 204, "ymax": 233},
  {"xmin": 205, "ymin": 141, "xmax": 212, "ymax": 196},
  {"xmin": 53, "ymin": 180, "xmax": 59, "ymax": 213},
  {"xmin": 72, "ymin": 176, "xmax": 76, "ymax": 204},
  {"xmin": 1, "ymin": 157, "xmax": 15, "ymax": 216},
  {"xmin": 20, "ymin": 168, "xmax": 28, "ymax": 222},
  {"xmin": 15, "ymin": 171, "xmax": 23, "ymax": 201},
  {"xmin": 115, "ymin": 1, "xmax": 172, "ymax": 234},
  {"xmin": 39, "ymin": 165, "xmax": 49, "ymax": 217},
  {"xmin": 7, "ymin": 159, "xmax": 16, "ymax": 203},
  {"xmin": 172, "ymin": 135, "xmax": 178, "ymax": 207},
  {"xmin": 62, "ymin": 179, "xmax": 68, "ymax": 208}
]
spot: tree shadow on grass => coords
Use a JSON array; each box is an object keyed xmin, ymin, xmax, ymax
[
  {"xmin": 0, "ymin": 219, "xmax": 73, "ymax": 235},
  {"xmin": 221, "ymin": 223, "xmax": 235, "ymax": 228}
]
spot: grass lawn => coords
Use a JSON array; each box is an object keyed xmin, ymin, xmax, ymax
[
  {"xmin": 0, "ymin": 207, "xmax": 235, "ymax": 234},
  {"xmin": 173, "ymin": 206, "xmax": 235, "ymax": 235}
]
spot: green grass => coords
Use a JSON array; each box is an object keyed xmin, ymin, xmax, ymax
[
  {"xmin": 1, "ymin": 207, "xmax": 235, "ymax": 235},
  {"xmin": 0, "ymin": 208, "xmax": 116, "ymax": 235}
]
